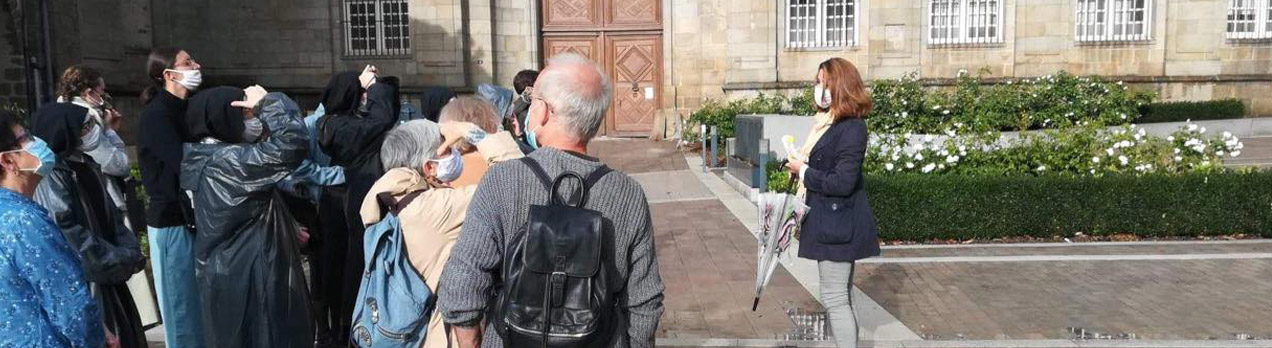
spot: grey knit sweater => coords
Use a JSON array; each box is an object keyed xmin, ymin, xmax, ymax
[{"xmin": 439, "ymin": 147, "xmax": 665, "ymax": 347}]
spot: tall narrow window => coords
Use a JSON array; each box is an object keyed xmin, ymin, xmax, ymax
[
  {"xmin": 929, "ymin": 0, "xmax": 1002, "ymax": 45},
  {"xmin": 345, "ymin": 0, "xmax": 411, "ymax": 56},
  {"xmin": 1075, "ymin": 0, "xmax": 1152, "ymax": 42},
  {"xmin": 787, "ymin": 0, "xmax": 858, "ymax": 49},
  {"xmin": 1228, "ymin": 0, "xmax": 1272, "ymax": 39}
]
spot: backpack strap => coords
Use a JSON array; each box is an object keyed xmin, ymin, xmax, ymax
[
  {"xmin": 519, "ymin": 157, "xmax": 552, "ymax": 188},
  {"xmin": 521, "ymin": 157, "xmax": 614, "ymax": 207},
  {"xmin": 375, "ymin": 189, "xmax": 426, "ymax": 216}
]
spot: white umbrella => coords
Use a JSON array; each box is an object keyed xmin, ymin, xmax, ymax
[{"xmin": 752, "ymin": 176, "xmax": 807, "ymax": 311}]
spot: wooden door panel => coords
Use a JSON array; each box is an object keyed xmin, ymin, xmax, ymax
[
  {"xmin": 606, "ymin": 35, "xmax": 660, "ymax": 135},
  {"xmin": 605, "ymin": 0, "xmax": 661, "ymax": 29},
  {"xmin": 543, "ymin": 35, "xmax": 601, "ymax": 62},
  {"xmin": 542, "ymin": 0, "xmax": 602, "ymax": 30}
]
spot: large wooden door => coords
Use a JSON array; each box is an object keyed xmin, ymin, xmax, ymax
[{"xmin": 541, "ymin": 0, "xmax": 661, "ymax": 137}]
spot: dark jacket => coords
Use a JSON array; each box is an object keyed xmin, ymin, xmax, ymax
[
  {"xmin": 318, "ymin": 81, "xmax": 400, "ymax": 232},
  {"xmin": 34, "ymin": 158, "xmax": 145, "ymax": 284},
  {"xmin": 137, "ymin": 89, "xmax": 195, "ymax": 228},
  {"xmin": 180, "ymin": 92, "xmax": 312, "ymax": 347},
  {"xmin": 797, "ymin": 118, "xmax": 881, "ymax": 262}
]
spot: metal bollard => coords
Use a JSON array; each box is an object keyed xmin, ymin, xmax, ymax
[
  {"xmin": 701, "ymin": 124, "xmax": 708, "ymax": 173},
  {"xmin": 709, "ymin": 126, "xmax": 718, "ymax": 168}
]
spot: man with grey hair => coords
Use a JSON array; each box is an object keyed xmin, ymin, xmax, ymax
[{"xmin": 439, "ymin": 53, "xmax": 665, "ymax": 347}]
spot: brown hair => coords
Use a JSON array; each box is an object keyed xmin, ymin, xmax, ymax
[
  {"xmin": 439, "ymin": 96, "xmax": 500, "ymax": 152},
  {"xmin": 141, "ymin": 48, "xmax": 181, "ymax": 104},
  {"xmin": 817, "ymin": 58, "xmax": 872, "ymax": 120},
  {"xmin": 57, "ymin": 65, "xmax": 103, "ymax": 101}
]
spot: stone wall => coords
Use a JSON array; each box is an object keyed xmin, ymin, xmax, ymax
[
  {"xmin": 703, "ymin": 0, "xmax": 1272, "ymax": 116},
  {"xmin": 0, "ymin": 0, "xmax": 27, "ymax": 107}
]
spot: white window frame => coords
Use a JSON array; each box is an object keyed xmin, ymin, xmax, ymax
[
  {"xmin": 1227, "ymin": 0, "xmax": 1272, "ymax": 39},
  {"xmin": 785, "ymin": 0, "xmax": 858, "ymax": 49},
  {"xmin": 344, "ymin": 0, "xmax": 411, "ymax": 57},
  {"xmin": 928, "ymin": 0, "xmax": 1004, "ymax": 45},
  {"xmin": 1074, "ymin": 0, "xmax": 1153, "ymax": 43}
]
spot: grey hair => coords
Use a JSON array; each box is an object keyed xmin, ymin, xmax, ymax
[
  {"xmin": 539, "ymin": 53, "xmax": 612, "ymax": 142},
  {"xmin": 380, "ymin": 120, "xmax": 442, "ymax": 172}
]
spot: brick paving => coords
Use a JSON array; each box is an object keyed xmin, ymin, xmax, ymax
[
  {"xmin": 879, "ymin": 241, "xmax": 1272, "ymax": 258},
  {"xmin": 652, "ymin": 199, "xmax": 823, "ymax": 340},
  {"xmin": 588, "ymin": 138, "xmax": 689, "ymax": 174},
  {"xmin": 857, "ymin": 245, "xmax": 1272, "ymax": 340}
]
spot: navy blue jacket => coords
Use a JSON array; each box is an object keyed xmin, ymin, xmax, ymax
[{"xmin": 797, "ymin": 118, "xmax": 881, "ymax": 262}]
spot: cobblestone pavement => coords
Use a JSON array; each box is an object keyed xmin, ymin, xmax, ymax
[{"xmin": 857, "ymin": 242, "xmax": 1272, "ymax": 340}]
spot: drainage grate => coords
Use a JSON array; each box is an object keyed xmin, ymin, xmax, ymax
[{"xmin": 780, "ymin": 306, "xmax": 830, "ymax": 341}]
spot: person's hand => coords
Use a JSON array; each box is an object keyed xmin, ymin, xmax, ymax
[
  {"xmin": 785, "ymin": 159, "xmax": 804, "ymax": 176},
  {"xmin": 297, "ymin": 227, "xmax": 311, "ymax": 246},
  {"xmin": 104, "ymin": 328, "xmax": 119, "ymax": 348},
  {"xmin": 359, "ymin": 65, "xmax": 378, "ymax": 88},
  {"xmin": 436, "ymin": 121, "xmax": 481, "ymax": 157},
  {"xmin": 232, "ymin": 85, "xmax": 268, "ymax": 109},
  {"xmin": 104, "ymin": 109, "xmax": 123, "ymax": 131},
  {"xmin": 509, "ymin": 117, "xmax": 523, "ymax": 137}
]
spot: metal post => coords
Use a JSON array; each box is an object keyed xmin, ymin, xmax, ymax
[
  {"xmin": 701, "ymin": 124, "xmax": 708, "ymax": 173},
  {"xmin": 758, "ymin": 139, "xmax": 770, "ymax": 191},
  {"xmin": 709, "ymin": 126, "xmax": 718, "ymax": 168}
]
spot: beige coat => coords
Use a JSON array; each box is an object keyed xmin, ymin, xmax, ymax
[{"xmin": 359, "ymin": 132, "xmax": 523, "ymax": 348}]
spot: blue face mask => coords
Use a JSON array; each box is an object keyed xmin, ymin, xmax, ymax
[
  {"xmin": 524, "ymin": 124, "xmax": 540, "ymax": 150},
  {"xmin": 3, "ymin": 136, "xmax": 57, "ymax": 178}
]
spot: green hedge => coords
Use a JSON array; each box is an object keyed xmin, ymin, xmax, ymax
[
  {"xmin": 1137, "ymin": 99, "xmax": 1245, "ymax": 124},
  {"xmin": 863, "ymin": 173, "xmax": 1272, "ymax": 241}
]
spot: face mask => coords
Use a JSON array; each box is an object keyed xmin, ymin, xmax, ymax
[
  {"xmin": 242, "ymin": 117, "xmax": 264, "ymax": 143},
  {"xmin": 3, "ymin": 136, "xmax": 57, "ymax": 178},
  {"xmin": 524, "ymin": 122, "xmax": 541, "ymax": 150},
  {"xmin": 430, "ymin": 147, "xmax": 464, "ymax": 183},
  {"xmin": 814, "ymin": 84, "xmax": 832, "ymax": 109},
  {"xmin": 79, "ymin": 123, "xmax": 103, "ymax": 152},
  {"xmin": 165, "ymin": 69, "xmax": 203, "ymax": 91}
]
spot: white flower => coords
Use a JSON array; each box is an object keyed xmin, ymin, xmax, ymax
[
  {"xmin": 915, "ymin": 153, "xmax": 926, "ymax": 161},
  {"xmin": 933, "ymin": 105, "xmax": 942, "ymax": 110},
  {"xmin": 942, "ymin": 110, "xmax": 951, "ymax": 115},
  {"xmin": 901, "ymin": 111, "xmax": 909, "ymax": 117},
  {"xmin": 1187, "ymin": 124, "xmax": 1198, "ymax": 131},
  {"xmin": 1232, "ymin": 151, "xmax": 1242, "ymax": 157},
  {"xmin": 1090, "ymin": 169, "xmax": 1097, "ymax": 174},
  {"xmin": 1092, "ymin": 156, "xmax": 1101, "ymax": 163},
  {"xmin": 923, "ymin": 134, "xmax": 935, "ymax": 142},
  {"xmin": 1223, "ymin": 131, "xmax": 1233, "ymax": 138},
  {"xmin": 903, "ymin": 100, "xmax": 908, "ymax": 105},
  {"xmin": 1167, "ymin": 136, "xmax": 1175, "ymax": 142},
  {"xmin": 1217, "ymin": 150, "xmax": 1225, "ymax": 156},
  {"xmin": 938, "ymin": 164, "xmax": 946, "ymax": 169},
  {"xmin": 922, "ymin": 163, "xmax": 936, "ymax": 173},
  {"xmin": 1117, "ymin": 81, "xmax": 1124, "ymax": 85},
  {"xmin": 1174, "ymin": 148, "xmax": 1181, "ymax": 154},
  {"xmin": 1006, "ymin": 80, "xmax": 1013, "ymax": 85},
  {"xmin": 1200, "ymin": 127, "xmax": 1207, "ymax": 134},
  {"xmin": 1174, "ymin": 155, "xmax": 1183, "ymax": 161},
  {"xmin": 885, "ymin": 163, "xmax": 895, "ymax": 171},
  {"xmin": 958, "ymin": 69, "xmax": 968, "ymax": 76},
  {"xmin": 1118, "ymin": 156, "xmax": 1129, "ymax": 165},
  {"xmin": 1036, "ymin": 165, "xmax": 1047, "ymax": 171},
  {"xmin": 939, "ymin": 149, "xmax": 950, "ymax": 156},
  {"xmin": 946, "ymin": 155, "xmax": 960, "ymax": 163},
  {"xmin": 905, "ymin": 162, "xmax": 915, "ymax": 169},
  {"xmin": 1202, "ymin": 160, "xmax": 1211, "ymax": 166},
  {"xmin": 891, "ymin": 154, "xmax": 901, "ymax": 161},
  {"xmin": 1105, "ymin": 148, "xmax": 1115, "ymax": 156},
  {"xmin": 1120, "ymin": 113, "xmax": 1127, "ymax": 119}
]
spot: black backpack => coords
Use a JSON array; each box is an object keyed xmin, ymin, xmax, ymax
[{"xmin": 493, "ymin": 157, "xmax": 616, "ymax": 348}]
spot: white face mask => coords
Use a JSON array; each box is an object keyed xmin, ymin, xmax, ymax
[
  {"xmin": 242, "ymin": 117, "xmax": 264, "ymax": 143},
  {"xmin": 165, "ymin": 68, "xmax": 203, "ymax": 91},
  {"xmin": 813, "ymin": 84, "xmax": 832, "ymax": 109},
  {"xmin": 430, "ymin": 147, "xmax": 464, "ymax": 183},
  {"xmin": 79, "ymin": 122, "xmax": 103, "ymax": 152}
]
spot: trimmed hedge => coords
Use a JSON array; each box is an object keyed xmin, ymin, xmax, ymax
[
  {"xmin": 1137, "ymin": 99, "xmax": 1245, "ymax": 124},
  {"xmin": 864, "ymin": 172, "xmax": 1272, "ymax": 241}
]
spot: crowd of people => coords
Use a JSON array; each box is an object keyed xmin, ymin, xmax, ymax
[
  {"xmin": 0, "ymin": 45, "xmax": 880, "ymax": 348},
  {"xmin": 0, "ymin": 48, "xmax": 673, "ymax": 348}
]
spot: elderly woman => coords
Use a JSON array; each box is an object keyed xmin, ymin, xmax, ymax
[
  {"xmin": 31, "ymin": 103, "xmax": 147, "ymax": 348},
  {"xmin": 180, "ymin": 86, "xmax": 312, "ymax": 347},
  {"xmin": 359, "ymin": 118, "xmax": 523, "ymax": 348},
  {"xmin": 0, "ymin": 110, "xmax": 111, "ymax": 348}
]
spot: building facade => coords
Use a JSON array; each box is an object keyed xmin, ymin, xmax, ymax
[{"xmin": 3, "ymin": 0, "xmax": 1271, "ymax": 140}]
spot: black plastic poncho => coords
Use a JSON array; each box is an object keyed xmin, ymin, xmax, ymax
[{"xmin": 180, "ymin": 91, "xmax": 313, "ymax": 348}]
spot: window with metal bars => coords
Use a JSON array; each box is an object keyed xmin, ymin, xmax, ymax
[
  {"xmin": 786, "ymin": 0, "xmax": 857, "ymax": 49},
  {"xmin": 345, "ymin": 0, "xmax": 410, "ymax": 57},
  {"xmin": 1227, "ymin": 0, "xmax": 1272, "ymax": 39},
  {"xmin": 929, "ymin": 0, "xmax": 1003, "ymax": 45},
  {"xmin": 1074, "ymin": 0, "xmax": 1152, "ymax": 43}
]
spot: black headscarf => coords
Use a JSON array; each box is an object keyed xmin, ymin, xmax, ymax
[
  {"xmin": 186, "ymin": 86, "xmax": 247, "ymax": 143},
  {"xmin": 419, "ymin": 86, "xmax": 456, "ymax": 122},
  {"xmin": 320, "ymin": 71, "xmax": 363, "ymax": 116},
  {"xmin": 31, "ymin": 102, "xmax": 89, "ymax": 156}
]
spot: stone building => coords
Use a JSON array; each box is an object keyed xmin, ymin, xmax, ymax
[{"xmin": 4, "ymin": 0, "xmax": 1271, "ymax": 140}]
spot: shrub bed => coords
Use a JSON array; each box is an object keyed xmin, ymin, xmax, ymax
[
  {"xmin": 863, "ymin": 172, "xmax": 1272, "ymax": 241},
  {"xmin": 1137, "ymin": 99, "xmax": 1246, "ymax": 124}
]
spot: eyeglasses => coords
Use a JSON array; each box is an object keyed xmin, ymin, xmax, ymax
[{"xmin": 522, "ymin": 87, "xmax": 553, "ymax": 113}]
